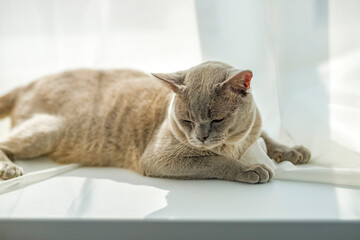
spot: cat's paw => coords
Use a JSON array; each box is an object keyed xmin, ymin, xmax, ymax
[
  {"xmin": 237, "ymin": 164, "xmax": 273, "ymax": 184},
  {"xmin": 272, "ymin": 145, "xmax": 311, "ymax": 164},
  {"xmin": 0, "ymin": 162, "xmax": 24, "ymax": 180}
]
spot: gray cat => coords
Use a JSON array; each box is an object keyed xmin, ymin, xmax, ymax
[{"xmin": 0, "ymin": 61, "xmax": 310, "ymax": 183}]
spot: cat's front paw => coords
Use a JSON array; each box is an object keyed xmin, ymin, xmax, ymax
[
  {"xmin": 272, "ymin": 145, "xmax": 311, "ymax": 164},
  {"xmin": 237, "ymin": 164, "xmax": 273, "ymax": 184},
  {"xmin": 0, "ymin": 162, "xmax": 23, "ymax": 180}
]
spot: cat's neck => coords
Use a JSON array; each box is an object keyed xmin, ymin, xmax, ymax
[{"xmin": 167, "ymin": 94, "xmax": 189, "ymax": 144}]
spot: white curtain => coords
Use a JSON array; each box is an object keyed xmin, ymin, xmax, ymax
[
  {"xmin": 195, "ymin": 0, "xmax": 360, "ymax": 185},
  {"xmin": 0, "ymin": 0, "xmax": 359, "ymax": 188}
]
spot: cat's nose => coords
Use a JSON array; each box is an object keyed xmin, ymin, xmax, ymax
[
  {"xmin": 196, "ymin": 123, "xmax": 210, "ymax": 143},
  {"xmin": 197, "ymin": 135, "xmax": 208, "ymax": 143}
]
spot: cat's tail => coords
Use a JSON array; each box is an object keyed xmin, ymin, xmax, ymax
[{"xmin": 0, "ymin": 87, "xmax": 22, "ymax": 119}]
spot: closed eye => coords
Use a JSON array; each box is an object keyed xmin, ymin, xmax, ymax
[
  {"xmin": 212, "ymin": 118, "xmax": 224, "ymax": 123},
  {"xmin": 182, "ymin": 120, "xmax": 193, "ymax": 125}
]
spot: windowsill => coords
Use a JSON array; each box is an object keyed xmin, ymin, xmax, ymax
[
  {"xmin": 0, "ymin": 159, "xmax": 360, "ymax": 239},
  {"xmin": 0, "ymin": 159, "xmax": 360, "ymax": 220}
]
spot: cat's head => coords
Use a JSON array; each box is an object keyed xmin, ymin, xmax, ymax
[{"xmin": 152, "ymin": 61, "xmax": 256, "ymax": 149}]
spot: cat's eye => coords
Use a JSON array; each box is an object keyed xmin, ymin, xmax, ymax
[
  {"xmin": 212, "ymin": 118, "xmax": 224, "ymax": 123},
  {"xmin": 182, "ymin": 120, "xmax": 193, "ymax": 125}
]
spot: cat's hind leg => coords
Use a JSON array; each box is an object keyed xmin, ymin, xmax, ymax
[
  {"xmin": 0, "ymin": 114, "xmax": 63, "ymax": 180},
  {"xmin": 261, "ymin": 132, "xmax": 311, "ymax": 164}
]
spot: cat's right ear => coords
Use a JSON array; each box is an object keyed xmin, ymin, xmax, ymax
[
  {"xmin": 151, "ymin": 72, "xmax": 185, "ymax": 94},
  {"xmin": 219, "ymin": 69, "xmax": 253, "ymax": 94}
]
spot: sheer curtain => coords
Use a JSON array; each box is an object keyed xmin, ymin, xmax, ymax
[
  {"xmin": 195, "ymin": 0, "xmax": 360, "ymax": 185},
  {"xmin": 0, "ymin": 0, "xmax": 359, "ymax": 187}
]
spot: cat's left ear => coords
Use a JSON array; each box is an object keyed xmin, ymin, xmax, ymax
[
  {"xmin": 221, "ymin": 70, "xmax": 253, "ymax": 94},
  {"xmin": 151, "ymin": 71, "xmax": 185, "ymax": 94}
]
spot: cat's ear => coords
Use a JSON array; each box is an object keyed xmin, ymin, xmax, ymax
[
  {"xmin": 151, "ymin": 71, "xmax": 185, "ymax": 94},
  {"xmin": 221, "ymin": 70, "xmax": 253, "ymax": 94}
]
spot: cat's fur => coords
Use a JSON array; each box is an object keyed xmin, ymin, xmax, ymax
[{"xmin": 0, "ymin": 61, "xmax": 310, "ymax": 182}]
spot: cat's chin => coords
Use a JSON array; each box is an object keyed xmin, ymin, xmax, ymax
[{"xmin": 188, "ymin": 140, "xmax": 223, "ymax": 149}]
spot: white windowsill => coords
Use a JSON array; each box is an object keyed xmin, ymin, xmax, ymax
[{"xmin": 0, "ymin": 160, "xmax": 359, "ymax": 239}]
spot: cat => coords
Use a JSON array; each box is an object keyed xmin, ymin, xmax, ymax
[{"xmin": 0, "ymin": 61, "xmax": 310, "ymax": 183}]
